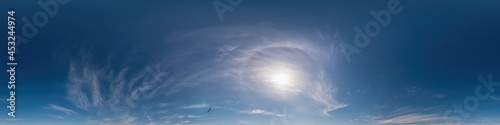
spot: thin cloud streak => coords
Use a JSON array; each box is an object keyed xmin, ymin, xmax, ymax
[
  {"xmin": 179, "ymin": 104, "xmax": 209, "ymax": 109},
  {"xmin": 373, "ymin": 113, "xmax": 442, "ymax": 124},
  {"xmin": 47, "ymin": 104, "xmax": 76, "ymax": 115},
  {"xmin": 240, "ymin": 109, "xmax": 283, "ymax": 117},
  {"xmin": 370, "ymin": 106, "xmax": 447, "ymax": 124}
]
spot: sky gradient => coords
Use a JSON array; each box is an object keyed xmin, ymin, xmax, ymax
[{"xmin": 1, "ymin": 0, "xmax": 500, "ymax": 125}]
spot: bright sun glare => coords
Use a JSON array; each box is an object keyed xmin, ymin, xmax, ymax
[
  {"xmin": 258, "ymin": 63, "xmax": 301, "ymax": 93},
  {"xmin": 272, "ymin": 72, "xmax": 290, "ymax": 86}
]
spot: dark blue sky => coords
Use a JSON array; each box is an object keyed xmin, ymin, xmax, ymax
[{"xmin": 1, "ymin": 0, "xmax": 500, "ymax": 125}]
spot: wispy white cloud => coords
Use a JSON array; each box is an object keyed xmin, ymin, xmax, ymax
[
  {"xmin": 66, "ymin": 63, "xmax": 92, "ymax": 111},
  {"xmin": 240, "ymin": 109, "xmax": 283, "ymax": 116},
  {"xmin": 187, "ymin": 115, "xmax": 203, "ymax": 118},
  {"xmin": 64, "ymin": 25, "xmax": 347, "ymax": 124},
  {"xmin": 179, "ymin": 104, "xmax": 209, "ymax": 109},
  {"xmin": 369, "ymin": 106, "xmax": 446, "ymax": 124},
  {"xmin": 179, "ymin": 120, "xmax": 190, "ymax": 125},
  {"xmin": 47, "ymin": 104, "xmax": 76, "ymax": 115},
  {"xmin": 65, "ymin": 48, "xmax": 175, "ymax": 124},
  {"xmin": 120, "ymin": 116, "xmax": 137, "ymax": 125},
  {"xmin": 238, "ymin": 121, "xmax": 250, "ymax": 124},
  {"xmin": 373, "ymin": 113, "xmax": 442, "ymax": 124},
  {"xmin": 175, "ymin": 115, "xmax": 205, "ymax": 119},
  {"xmin": 160, "ymin": 114, "xmax": 206, "ymax": 120},
  {"xmin": 308, "ymin": 75, "xmax": 348, "ymax": 117},
  {"xmin": 187, "ymin": 26, "xmax": 349, "ymax": 117}
]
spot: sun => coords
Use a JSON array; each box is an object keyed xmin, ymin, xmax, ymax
[
  {"xmin": 256, "ymin": 62, "xmax": 301, "ymax": 94},
  {"xmin": 271, "ymin": 72, "xmax": 290, "ymax": 86}
]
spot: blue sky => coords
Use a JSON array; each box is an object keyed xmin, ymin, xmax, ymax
[{"xmin": 1, "ymin": 0, "xmax": 500, "ymax": 125}]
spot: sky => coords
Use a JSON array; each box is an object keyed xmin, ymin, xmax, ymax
[{"xmin": 1, "ymin": 0, "xmax": 500, "ymax": 125}]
